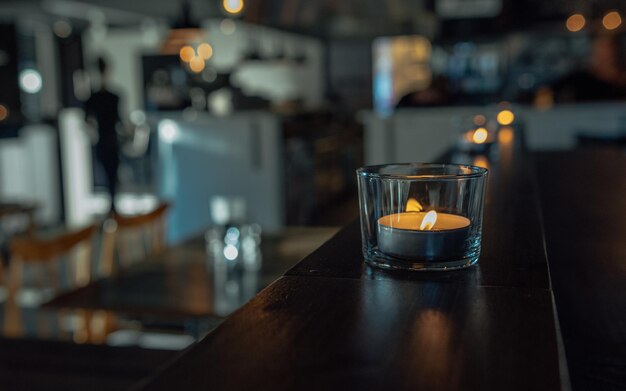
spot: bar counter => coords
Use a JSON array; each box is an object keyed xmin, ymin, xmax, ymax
[{"xmin": 139, "ymin": 129, "xmax": 567, "ymax": 390}]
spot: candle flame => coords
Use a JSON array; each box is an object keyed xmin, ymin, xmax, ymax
[
  {"xmin": 473, "ymin": 127, "xmax": 488, "ymax": 144},
  {"xmin": 406, "ymin": 198, "xmax": 423, "ymax": 212},
  {"xmin": 420, "ymin": 210, "xmax": 438, "ymax": 230}
]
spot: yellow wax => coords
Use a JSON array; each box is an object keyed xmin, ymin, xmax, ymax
[{"xmin": 378, "ymin": 212, "xmax": 470, "ymax": 231}]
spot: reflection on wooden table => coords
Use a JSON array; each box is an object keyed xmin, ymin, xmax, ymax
[{"xmin": 0, "ymin": 226, "xmax": 338, "ymax": 347}]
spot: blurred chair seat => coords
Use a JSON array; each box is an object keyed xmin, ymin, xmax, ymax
[
  {"xmin": 93, "ymin": 203, "xmax": 170, "ymax": 344},
  {"xmin": 8, "ymin": 224, "xmax": 97, "ymax": 298},
  {"xmin": 101, "ymin": 202, "xmax": 169, "ymax": 276},
  {"xmin": 5, "ymin": 224, "xmax": 97, "ymax": 339}
]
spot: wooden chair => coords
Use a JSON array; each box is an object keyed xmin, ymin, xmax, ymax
[
  {"xmin": 0, "ymin": 202, "xmax": 37, "ymax": 286},
  {"xmin": 101, "ymin": 202, "xmax": 169, "ymax": 276},
  {"xmin": 93, "ymin": 203, "xmax": 169, "ymax": 343},
  {"xmin": 5, "ymin": 224, "xmax": 97, "ymax": 339},
  {"xmin": 8, "ymin": 224, "xmax": 97, "ymax": 297}
]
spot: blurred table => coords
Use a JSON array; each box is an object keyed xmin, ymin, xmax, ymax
[{"xmin": 42, "ymin": 227, "xmax": 338, "ymax": 326}]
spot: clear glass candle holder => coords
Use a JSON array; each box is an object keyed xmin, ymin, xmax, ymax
[{"xmin": 357, "ymin": 163, "xmax": 488, "ymax": 271}]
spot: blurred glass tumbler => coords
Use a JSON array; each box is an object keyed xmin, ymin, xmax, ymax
[{"xmin": 357, "ymin": 163, "xmax": 488, "ymax": 271}]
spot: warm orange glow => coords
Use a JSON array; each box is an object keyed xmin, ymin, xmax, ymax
[
  {"xmin": 497, "ymin": 110, "xmax": 515, "ymax": 125},
  {"xmin": 420, "ymin": 210, "xmax": 437, "ymax": 231},
  {"xmin": 566, "ymin": 14, "xmax": 586, "ymax": 32},
  {"xmin": 179, "ymin": 46, "xmax": 195, "ymax": 63},
  {"xmin": 189, "ymin": 56, "xmax": 205, "ymax": 72},
  {"xmin": 465, "ymin": 130, "xmax": 474, "ymax": 142},
  {"xmin": 197, "ymin": 43, "xmax": 213, "ymax": 60},
  {"xmin": 473, "ymin": 156, "xmax": 489, "ymax": 169},
  {"xmin": 473, "ymin": 114, "xmax": 486, "ymax": 126},
  {"xmin": 498, "ymin": 126, "xmax": 514, "ymax": 143},
  {"xmin": 534, "ymin": 87, "xmax": 554, "ymax": 110},
  {"xmin": 406, "ymin": 198, "xmax": 423, "ymax": 212},
  {"xmin": 223, "ymin": 0, "xmax": 244, "ymax": 14},
  {"xmin": 379, "ymin": 212, "xmax": 469, "ymax": 230},
  {"xmin": 0, "ymin": 104, "xmax": 8, "ymax": 121},
  {"xmin": 473, "ymin": 127, "xmax": 488, "ymax": 144},
  {"xmin": 603, "ymin": 11, "xmax": 622, "ymax": 30}
]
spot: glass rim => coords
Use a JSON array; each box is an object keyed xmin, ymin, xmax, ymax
[{"xmin": 357, "ymin": 163, "xmax": 488, "ymax": 180}]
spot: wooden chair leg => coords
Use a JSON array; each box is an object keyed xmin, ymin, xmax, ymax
[
  {"xmin": 56, "ymin": 309, "xmax": 71, "ymax": 341},
  {"xmin": 89, "ymin": 310, "xmax": 118, "ymax": 344},
  {"xmin": 7, "ymin": 260, "xmax": 22, "ymax": 300},
  {"xmin": 0, "ymin": 255, "xmax": 4, "ymax": 286},
  {"xmin": 73, "ymin": 309, "xmax": 92, "ymax": 344},
  {"xmin": 4, "ymin": 297, "xmax": 23, "ymax": 338}
]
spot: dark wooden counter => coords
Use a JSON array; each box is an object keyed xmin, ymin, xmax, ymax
[
  {"xmin": 536, "ymin": 149, "xmax": 626, "ymax": 390},
  {"xmin": 139, "ymin": 130, "xmax": 566, "ymax": 390}
]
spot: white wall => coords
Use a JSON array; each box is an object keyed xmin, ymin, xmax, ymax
[
  {"xmin": 362, "ymin": 103, "xmax": 626, "ymax": 164},
  {"xmin": 522, "ymin": 103, "xmax": 626, "ymax": 150},
  {"xmin": 58, "ymin": 108, "xmax": 95, "ymax": 228},
  {"xmin": 362, "ymin": 107, "xmax": 483, "ymax": 164},
  {"xmin": 0, "ymin": 125, "xmax": 61, "ymax": 225},
  {"xmin": 156, "ymin": 111, "xmax": 284, "ymax": 242}
]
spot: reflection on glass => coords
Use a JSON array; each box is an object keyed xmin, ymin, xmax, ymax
[
  {"xmin": 473, "ymin": 156, "xmax": 489, "ymax": 169},
  {"xmin": 212, "ymin": 252, "xmax": 259, "ymax": 317},
  {"xmin": 206, "ymin": 224, "xmax": 263, "ymax": 317}
]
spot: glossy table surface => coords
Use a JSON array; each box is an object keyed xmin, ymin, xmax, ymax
[
  {"xmin": 536, "ymin": 149, "xmax": 626, "ymax": 390},
  {"xmin": 43, "ymin": 227, "xmax": 339, "ymax": 320},
  {"xmin": 140, "ymin": 129, "xmax": 567, "ymax": 390}
]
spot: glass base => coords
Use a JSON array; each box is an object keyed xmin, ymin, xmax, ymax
[{"xmin": 364, "ymin": 248, "xmax": 480, "ymax": 271}]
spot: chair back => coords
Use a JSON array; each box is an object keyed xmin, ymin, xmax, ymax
[
  {"xmin": 8, "ymin": 224, "xmax": 97, "ymax": 297},
  {"xmin": 104, "ymin": 202, "xmax": 169, "ymax": 273}
]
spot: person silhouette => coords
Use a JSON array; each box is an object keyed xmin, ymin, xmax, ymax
[
  {"xmin": 84, "ymin": 57, "xmax": 122, "ymax": 214},
  {"xmin": 548, "ymin": 34, "xmax": 626, "ymax": 103}
]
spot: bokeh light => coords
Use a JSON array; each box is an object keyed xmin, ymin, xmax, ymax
[
  {"xmin": 160, "ymin": 120, "xmax": 179, "ymax": 142},
  {"xmin": 223, "ymin": 0, "xmax": 244, "ymax": 15},
  {"xmin": 0, "ymin": 104, "xmax": 8, "ymax": 121},
  {"xmin": 473, "ymin": 128, "xmax": 488, "ymax": 144},
  {"xmin": 189, "ymin": 56, "xmax": 205, "ymax": 73},
  {"xmin": 179, "ymin": 46, "xmax": 195, "ymax": 63},
  {"xmin": 201, "ymin": 68, "xmax": 217, "ymax": 83},
  {"xmin": 53, "ymin": 20, "xmax": 72, "ymax": 38},
  {"xmin": 220, "ymin": 19, "xmax": 237, "ymax": 35},
  {"xmin": 19, "ymin": 69, "xmax": 43, "ymax": 94},
  {"xmin": 497, "ymin": 110, "xmax": 515, "ymax": 125},
  {"xmin": 603, "ymin": 11, "xmax": 622, "ymax": 30},
  {"xmin": 473, "ymin": 115, "xmax": 486, "ymax": 126},
  {"xmin": 223, "ymin": 244, "xmax": 239, "ymax": 260},
  {"xmin": 197, "ymin": 43, "xmax": 213, "ymax": 60},
  {"xmin": 566, "ymin": 14, "xmax": 586, "ymax": 32}
]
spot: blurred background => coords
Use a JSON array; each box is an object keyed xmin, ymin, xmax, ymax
[
  {"xmin": 0, "ymin": 0, "xmax": 625, "ymax": 388},
  {"xmin": 1, "ymin": 0, "xmax": 625, "ymax": 234}
]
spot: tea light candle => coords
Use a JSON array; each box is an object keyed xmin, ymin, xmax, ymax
[{"xmin": 377, "ymin": 211, "xmax": 471, "ymax": 260}]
